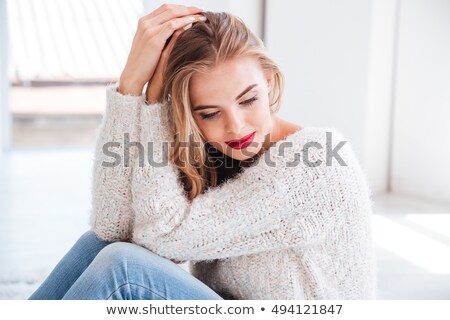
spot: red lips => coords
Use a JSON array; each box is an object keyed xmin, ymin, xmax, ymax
[{"xmin": 225, "ymin": 131, "xmax": 256, "ymax": 150}]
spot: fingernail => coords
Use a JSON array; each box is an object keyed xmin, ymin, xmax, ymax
[
  {"xmin": 199, "ymin": 16, "xmax": 207, "ymax": 21},
  {"xmin": 188, "ymin": 16, "xmax": 196, "ymax": 21},
  {"xmin": 183, "ymin": 23, "xmax": 193, "ymax": 30}
]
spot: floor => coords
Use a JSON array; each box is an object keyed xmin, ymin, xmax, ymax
[{"xmin": 0, "ymin": 147, "xmax": 449, "ymax": 299}]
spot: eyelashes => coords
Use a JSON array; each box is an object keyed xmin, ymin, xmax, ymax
[{"xmin": 200, "ymin": 96, "xmax": 258, "ymax": 120}]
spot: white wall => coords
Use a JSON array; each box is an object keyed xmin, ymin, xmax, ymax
[
  {"xmin": 391, "ymin": 0, "xmax": 450, "ymax": 203},
  {"xmin": 364, "ymin": 0, "xmax": 398, "ymax": 194}
]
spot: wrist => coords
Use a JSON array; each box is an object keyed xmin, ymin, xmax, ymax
[{"xmin": 118, "ymin": 76, "xmax": 145, "ymax": 96}]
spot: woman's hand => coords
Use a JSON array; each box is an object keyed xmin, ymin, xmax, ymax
[{"xmin": 118, "ymin": 4, "xmax": 205, "ymax": 97}]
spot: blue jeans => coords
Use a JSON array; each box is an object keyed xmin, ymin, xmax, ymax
[{"xmin": 28, "ymin": 230, "xmax": 224, "ymax": 300}]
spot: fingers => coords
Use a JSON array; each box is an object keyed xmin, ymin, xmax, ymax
[
  {"xmin": 158, "ymin": 15, "xmax": 206, "ymax": 44},
  {"xmin": 145, "ymin": 4, "xmax": 203, "ymax": 24},
  {"xmin": 136, "ymin": 4, "xmax": 206, "ymax": 52}
]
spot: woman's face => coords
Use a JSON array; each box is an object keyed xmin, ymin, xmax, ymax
[{"xmin": 189, "ymin": 56, "xmax": 277, "ymax": 161}]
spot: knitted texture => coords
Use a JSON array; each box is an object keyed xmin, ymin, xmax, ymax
[{"xmin": 89, "ymin": 82, "xmax": 377, "ymax": 300}]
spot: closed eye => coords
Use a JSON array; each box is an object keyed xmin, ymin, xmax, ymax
[{"xmin": 200, "ymin": 96, "xmax": 258, "ymax": 120}]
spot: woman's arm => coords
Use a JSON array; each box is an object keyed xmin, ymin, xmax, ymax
[
  {"xmin": 89, "ymin": 4, "xmax": 207, "ymax": 242},
  {"xmin": 131, "ymin": 100, "xmax": 371, "ymax": 262},
  {"xmin": 89, "ymin": 83, "xmax": 144, "ymax": 241}
]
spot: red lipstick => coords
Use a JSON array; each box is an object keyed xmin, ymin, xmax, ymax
[{"xmin": 225, "ymin": 131, "xmax": 256, "ymax": 150}]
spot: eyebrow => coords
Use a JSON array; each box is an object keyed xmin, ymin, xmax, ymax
[{"xmin": 192, "ymin": 84, "xmax": 258, "ymax": 111}]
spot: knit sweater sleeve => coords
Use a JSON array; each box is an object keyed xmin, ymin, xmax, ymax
[
  {"xmin": 131, "ymin": 99, "xmax": 367, "ymax": 262},
  {"xmin": 88, "ymin": 83, "xmax": 145, "ymax": 242}
]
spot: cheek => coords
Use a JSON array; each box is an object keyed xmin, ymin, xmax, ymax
[
  {"xmin": 252, "ymin": 101, "xmax": 272, "ymax": 124},
  {"xmin": 194, "ymin": 120, "xmax": 220, "ymax": 142}
]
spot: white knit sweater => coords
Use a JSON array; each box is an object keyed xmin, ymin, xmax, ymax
[{"xmin": 89, "ymin": 82, "xmax": 377, "ymax": 300}]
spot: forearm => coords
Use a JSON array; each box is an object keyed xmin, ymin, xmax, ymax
[{"xmin": 89, "ymin": 82, "xmax": 144, "ymax": 241}]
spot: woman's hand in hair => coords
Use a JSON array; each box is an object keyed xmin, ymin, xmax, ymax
[
  {"xmin": 118, "ymin": 4, "xmax": 205, "ymax": 96},
  {"xmin": 145, "ymin": 25, "xmax": 185, "ymax": 104}
]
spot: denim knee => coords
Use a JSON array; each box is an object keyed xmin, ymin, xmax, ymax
[
  {"xmin": 93, "ymin": 241, "xmax": 173, "ymax": 273},
  {"xmin": 95, "ymin": 242, "xmax": 133, "ymax": 265},
  {"xmin": 96, "ymin": 242, "xmax": 159, "ymax": 271}
]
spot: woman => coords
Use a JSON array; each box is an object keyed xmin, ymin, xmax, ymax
[{"xmin": 29, "ymin": 4, "xmax": 376, "ymax": 300}]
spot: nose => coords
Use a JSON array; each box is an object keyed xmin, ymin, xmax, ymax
[{"xmin": 225, "ymin": 109, "xmax": 246, "ymax": 134}]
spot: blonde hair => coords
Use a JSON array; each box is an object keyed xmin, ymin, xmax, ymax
[{"xmin": 161, "ymin": 11, "xmax": 285, "ymax": 201}]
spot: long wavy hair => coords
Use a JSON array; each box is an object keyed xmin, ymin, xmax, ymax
[{"xmin": 161, "ymin": 11, "xmax": 285, "ymax": 201}]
